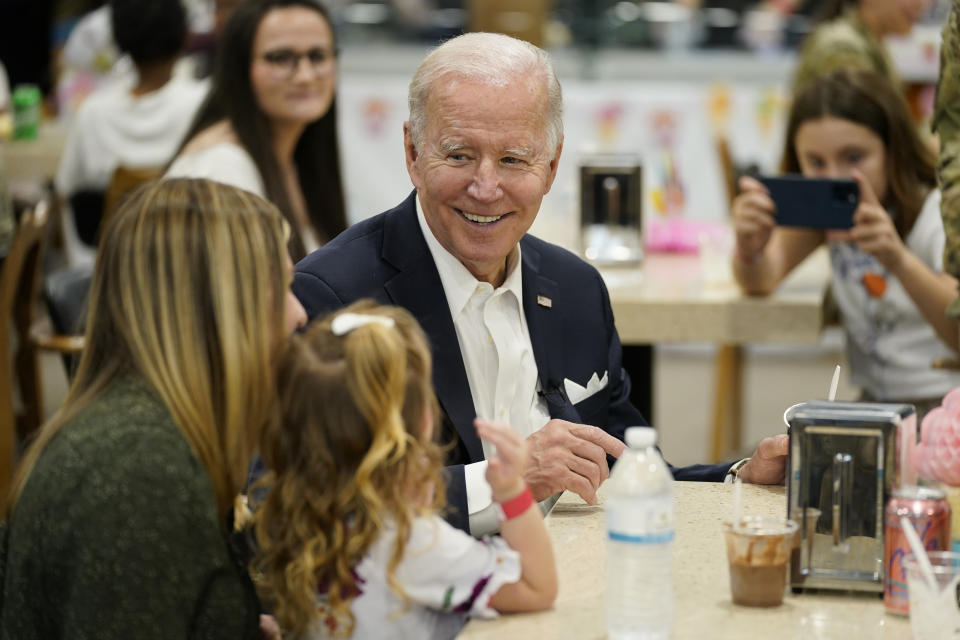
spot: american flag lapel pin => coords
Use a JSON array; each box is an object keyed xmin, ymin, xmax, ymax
[{"xmin": 537, "ymin": 295, "xmax": 552, "ymax": 308}]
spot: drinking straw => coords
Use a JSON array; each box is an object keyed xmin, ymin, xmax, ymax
[
  {"xmin": 899, "ymin": 516, "xmax": 937, "ymax": 591},
  {"xmin": 731, "ymin": 477, "xmax": 743, "ymax": 529},
  {"xmin": 828, "ymin": 365, "xmax": 841, "ymax": 402}
]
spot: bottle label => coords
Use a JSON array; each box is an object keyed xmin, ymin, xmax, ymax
[
  {"xmin": 606, "ymin": 496, "xmax": 674, "ymax": 543},
  {"xmin": 608, "ymin": 530, "xmax": 675, "ymax": 544}
]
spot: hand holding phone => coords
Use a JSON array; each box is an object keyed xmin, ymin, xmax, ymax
[
  {"xmin": 759, "ymin": 175, "xmax": 859, "ymax": 229},
  {"xmin": 845, "ymin": 169, "xmax": 907, "ymax": 271},
  {"xmin": 730, "ymin": 175, "xmax": 777, "ymax": 260}
]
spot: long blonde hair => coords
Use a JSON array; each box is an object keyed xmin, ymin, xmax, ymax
[
  {"xmin": 253, "ymin": 301, "xmax": 447, "ymax": 638},
  {"xmin": 7, "ymin": 178, "xmax": 290, "ymax": 520}
]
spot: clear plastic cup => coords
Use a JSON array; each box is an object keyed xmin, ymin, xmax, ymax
[
  {"xmin": 697, "ymin": 227, "xmax": 733, "ymax": 287},
  {"xmin": 723, "ymin": 516, "xmax": 797, "ymax": 607},
  {"xmin": 905, "ymin": 551, "xmax": 960, "ymax": 639},
  {"xmin": 789, "ymin": 506, "xmax": 821, "ymax": 583}
]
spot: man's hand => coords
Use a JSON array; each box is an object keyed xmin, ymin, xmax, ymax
[
  {"xmin": 737, "ymin": 434, "xmax": 789, "ymax": 485},
  {"xmin": 523, "ymin": 419, "xmax": 625, "ymax": 504}
]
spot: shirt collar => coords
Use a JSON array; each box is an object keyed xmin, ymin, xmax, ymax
[{"xmin": 415, "ymin": 194, "xmax": 524, "ymax": 318}]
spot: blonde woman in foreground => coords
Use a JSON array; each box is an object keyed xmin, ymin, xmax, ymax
[
  {"xmin": 0, "ymin": 178, "xmax": 306, "ymax": 639},
  {"xmin": 253, "ymin": 302, "xmax": 557, "ymax": 639}
]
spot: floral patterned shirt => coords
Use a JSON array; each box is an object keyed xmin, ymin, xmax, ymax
[{"xmin": 308, "ymin": 514, "xmax": 521, "ymax": 640}]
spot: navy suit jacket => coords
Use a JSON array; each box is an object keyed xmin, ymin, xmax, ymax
[{"xmin": 294, "ymin": 192, "xmax": 732, "ymax": 531}]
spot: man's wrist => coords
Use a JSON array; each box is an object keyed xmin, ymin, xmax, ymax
[{"xmin": 724, "ymin": 458, "xmax": 751, "ymax": 483}]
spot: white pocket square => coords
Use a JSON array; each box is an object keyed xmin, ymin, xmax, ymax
[{"xmin": 564, "ymin": 371, "xmax": 608, "ymax": 404}]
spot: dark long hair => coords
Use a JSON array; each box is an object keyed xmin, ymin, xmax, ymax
[
  {"xmin": 781, "ymin": 69, "xmax": 936, "ymax": 238},
  {"xmin": 178, "ymin": 0, "xmax": 347, "ymax": 261}
]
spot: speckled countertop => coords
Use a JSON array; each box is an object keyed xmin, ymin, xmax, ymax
[
  {"xmin": 601, "ymin": 248, "xmax": 830, "ymax": 346},
  {"xmin": 460, "ymin": 482, "xmax": 910, "ymax": 640}
]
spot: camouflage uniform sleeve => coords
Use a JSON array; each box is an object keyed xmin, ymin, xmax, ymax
[
  {"xmin": 935, "ymin": 1, "xmax": 960, "ymax": 322},
  {"xmin": 792, "ymin": 22, "xmax": 880, "ymax": 93}
]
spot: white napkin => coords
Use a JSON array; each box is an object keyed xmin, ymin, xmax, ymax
[{"xmin": 564, "ymin": 370, "xmax": 609, "ymax": 404}]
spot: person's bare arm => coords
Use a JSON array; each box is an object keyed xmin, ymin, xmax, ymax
[
  {"xmin": 731, "ymin": 176, "xmax": 824, "ymax": 295},
  {"xmin": 477, "ymin": 419, "xmax": 558, "ymax": 612},
  {"xmin": 893, "ymin": 254, "xmax": 960, "ymax": 352},
  {"xmin": 846, "ymin": 171, "xmax": 960, "ymax": 353}
]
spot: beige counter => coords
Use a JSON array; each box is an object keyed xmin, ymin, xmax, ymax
[
  {"xmin": 602, "ymin": 248, "xmax": 829, "ymax": 346},
  {"xmin": 460, "ymin": 482, "xmax": 909, "ymax": 640},
  {"xmin": 1, "ymin": 126, "xmax": 67, "ymax": 183}
]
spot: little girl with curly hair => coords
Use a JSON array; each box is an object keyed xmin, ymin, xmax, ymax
[{"xmin": 252, "ymin": 302, "xmax": 557, "ymax": 639}]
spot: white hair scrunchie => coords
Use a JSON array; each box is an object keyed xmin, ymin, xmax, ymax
[{"xmin": 331, "ymin": 312, "xmax": 396, "ymax": 336}]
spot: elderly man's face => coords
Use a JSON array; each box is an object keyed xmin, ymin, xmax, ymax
[{"xmin": 404, "ymin": 75, "xmax": 562, "ymax": 286}]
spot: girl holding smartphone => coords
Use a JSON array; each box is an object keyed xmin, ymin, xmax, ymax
[{"xmin": 732, "ymin": 69, "xmax": 960, "ymax": 416}]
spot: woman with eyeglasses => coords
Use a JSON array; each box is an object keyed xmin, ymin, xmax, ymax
[{"xmin": 168, "ymin": 0, "xmax": 346, "ymax": 261}]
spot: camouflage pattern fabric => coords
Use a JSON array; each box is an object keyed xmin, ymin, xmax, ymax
[
  {"xmin": 935, "ymin": 1, "xmax": 960, "ymax": 319},
  {"xmin": 792, "ymin": 9, "xmax": 899, "ymax": 94}
]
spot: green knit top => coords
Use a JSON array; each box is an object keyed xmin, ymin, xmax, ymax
[{"xmin": 0, "ymin": 376, "xmax": 260, "ymax": 639}]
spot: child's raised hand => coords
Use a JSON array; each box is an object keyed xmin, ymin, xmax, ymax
[
  {"xmin": 476, "ymin": 418, "xmax": 530, "ymax": 502},
  {"xmin": 731, "ymin": 175, "xmax": 776, "ymax": 261},
  {"xmin": 849, "ymin": 170, "xmax": 906, "ymax": 271}
]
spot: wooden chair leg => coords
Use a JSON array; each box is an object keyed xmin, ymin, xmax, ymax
[{"xmin": 710, "ymin": 344, "xmax": 743, "ymax": 462}]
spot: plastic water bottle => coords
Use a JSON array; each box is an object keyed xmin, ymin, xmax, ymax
[{"xmin": 605, "ymin": 426, "xmax": 674, "ymax": 640}]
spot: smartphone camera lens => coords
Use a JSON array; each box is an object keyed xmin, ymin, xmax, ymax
[{"xmin": 832, "ymin": 182, "xmax": 858, "ymax": 204}]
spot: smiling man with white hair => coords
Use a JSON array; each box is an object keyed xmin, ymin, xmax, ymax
[{"xmin": 294, "ymin": 32, "xmax": 788, "ymax": 535}]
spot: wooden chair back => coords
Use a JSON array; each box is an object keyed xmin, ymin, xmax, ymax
[
  {"xmin": 715, "ymin": 135, "xmax": 738, "ymax": 207},
  {"xmin": 0, "ymin": 199, "xmax": 51, "ymax": 501},
  {"xmin": 102, "ymin": 165, "xmax": 161, "ymax": 237}
]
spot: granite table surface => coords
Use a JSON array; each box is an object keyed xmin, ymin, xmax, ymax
[
  {"xmin": 460, "ymin": 481, "xmax": 910, "ymax": 640},
  {"xmin": 601, "ymin": 248, "xmax": 830, "ymax": 346}
]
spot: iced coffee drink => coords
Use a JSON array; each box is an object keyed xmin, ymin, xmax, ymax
[{"xmin": 723, "ymin": 516, "xmax": 797, "ymax": 607}]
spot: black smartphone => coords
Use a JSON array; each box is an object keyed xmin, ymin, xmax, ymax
[{"xmin": 758, "ymin": 175, "xmax": 859, "ymax": 229}]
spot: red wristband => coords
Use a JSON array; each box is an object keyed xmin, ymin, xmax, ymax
[{"xmin": 496, "ymin": 486, "xmax": 535, "ymax": 522}]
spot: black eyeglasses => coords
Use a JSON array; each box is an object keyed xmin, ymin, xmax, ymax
[{"xmin": 258, "ymin": 47, "xmax": 335, "ymax": 78}]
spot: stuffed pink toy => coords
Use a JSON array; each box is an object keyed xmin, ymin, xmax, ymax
[{"xmin": 915, "ymin": 388, "xmax": 960, "ymax": 486}]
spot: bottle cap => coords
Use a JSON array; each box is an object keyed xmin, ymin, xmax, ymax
[{"xmin": 625, "ymin": 426, "xmax": 656, "ymax": 448}]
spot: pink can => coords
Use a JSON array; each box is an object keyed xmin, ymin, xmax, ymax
[{"xmin": 883, "ymin": 486, "xmax": 952, "ymax": 614}]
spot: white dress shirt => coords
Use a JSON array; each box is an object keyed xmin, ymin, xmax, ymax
[{"xmin": 415, "ymin": 198, "xmax": 551, "ymax": 535}]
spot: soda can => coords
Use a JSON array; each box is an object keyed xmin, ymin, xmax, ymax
[
  {"xmin": 883, "ymin": 486, "xmax": 952, "ymax": 614},
  {"xmin": 11, "ymin": 84, "xmax": 41, "ymax": 141}
]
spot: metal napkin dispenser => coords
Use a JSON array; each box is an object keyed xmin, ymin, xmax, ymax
[
  {"xmin": 580, "ymin": 155, "xmax": 643, "ymax": 266},
  {"xmin": 785, "ymin": 401, "xmax": 917, "ymax": 592}
]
